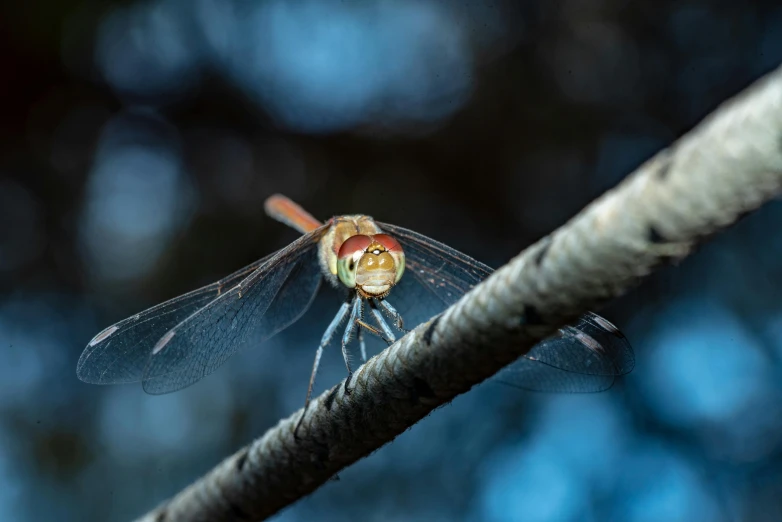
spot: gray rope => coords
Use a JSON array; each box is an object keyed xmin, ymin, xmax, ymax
[{"xmin": 138, "ymin": 64, "xmax": 782, "ymax": 522}]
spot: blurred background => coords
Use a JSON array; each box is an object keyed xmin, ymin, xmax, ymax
[{"xmin": 3, "ymin": 0, "xmax": 782, "ymax": 520}]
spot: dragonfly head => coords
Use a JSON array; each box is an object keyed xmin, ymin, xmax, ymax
[{"xmin": 337, "ymin": 233, "xmax": 405, "ymax": 298}]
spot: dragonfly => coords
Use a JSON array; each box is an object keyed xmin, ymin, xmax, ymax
[{"xmin": 77, "ymin": 194, "xmax": 633, "ymax": 429}]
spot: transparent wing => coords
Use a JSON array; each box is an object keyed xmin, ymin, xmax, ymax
[
  {"xmin": 77, "ymin": 252, "xmax": 279, "ymax": 385},
  {"xmin": 495, "ymin": 312, "xmax": 634, "ymax": 392},
  {"xmin": 141, "ymin": 226, "xmax": 328, "ymax": 394},
  {"xmin": 376, "ymin": 222, "xmax": 634, "ymax": 392},
  {"xmin": 376, "ymin": 222, "xmax": 491, "ymax": 313},
  {"xmin": 78, "ymin": 225, "xmax": 329, "ymax": 393}
]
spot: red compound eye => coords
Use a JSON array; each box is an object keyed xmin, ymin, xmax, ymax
[
  {"xmin": 372, "ymin": 234, "xmax": 402, "ymax": 252},
  {"xmin": 338, "ymin": 235, "xmax": 372, "ymax": 259}
]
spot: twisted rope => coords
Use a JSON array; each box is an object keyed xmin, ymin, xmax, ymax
[{"xmin": 139, "ymin": 64, "xmax": 782, "ymax": 522}]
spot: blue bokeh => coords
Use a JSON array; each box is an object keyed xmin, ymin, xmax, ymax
[
  {"xmin": 79, "ymin": 112, "xmax": 195, "ymax": 283},
  {"xmin": 5, "ymin": 1, "xmax": 782, "ymax": 521},
  {"xmin": 99, "ymin": 0, "xmax": 475, "ymax": 132}
]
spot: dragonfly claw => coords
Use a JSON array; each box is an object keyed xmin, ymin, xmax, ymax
[{"xmin": 344, "ymin": 373, "xmax": 354, "ymax": 395}]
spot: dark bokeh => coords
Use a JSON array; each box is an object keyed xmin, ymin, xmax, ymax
[{"xmin": 3, "ymin": 1, "xmax": 782, "ymax": 520}]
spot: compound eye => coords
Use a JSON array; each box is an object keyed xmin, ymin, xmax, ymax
[
  {"xmin": 337, "ymin": 235, "xmax": 372, "ymax": 288},
  {"xmin": 373, "ymin": 234, "xmax": 405, "ymax": 283},
  {"xmin": 338, "ymin": 235, "xmax": 373, "ymax": 259},
  {"xmin": 373, "ymin": 234, "xmax": 402, "ymax": 252}
]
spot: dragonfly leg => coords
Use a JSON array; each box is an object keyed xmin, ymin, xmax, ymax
[
  {"xmin": 377, "ymin": 298, "xmax": 408, "ymax": 333},
  {"xmin": 368, "ymin": 300, "xmax": 396, "ymax": 345},
  {"xmin": 358, "ymin": 327, "xmax": 367, "ymax": 363},
  {"xmin": 356, "ymin": 318, "xmax": 392, "ymax": 342},
  {"xmin": 295, "ymin": 300, "xmax": 351, "ymax": 437},
  {"xmin": 341, "ymin": 295, "xmax": 363, "ymax": 394}
]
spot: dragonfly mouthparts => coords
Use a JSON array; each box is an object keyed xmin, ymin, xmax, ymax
[{"xmin": 356, "ymin": 284, "xmax": 392, "ymax": 299}]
